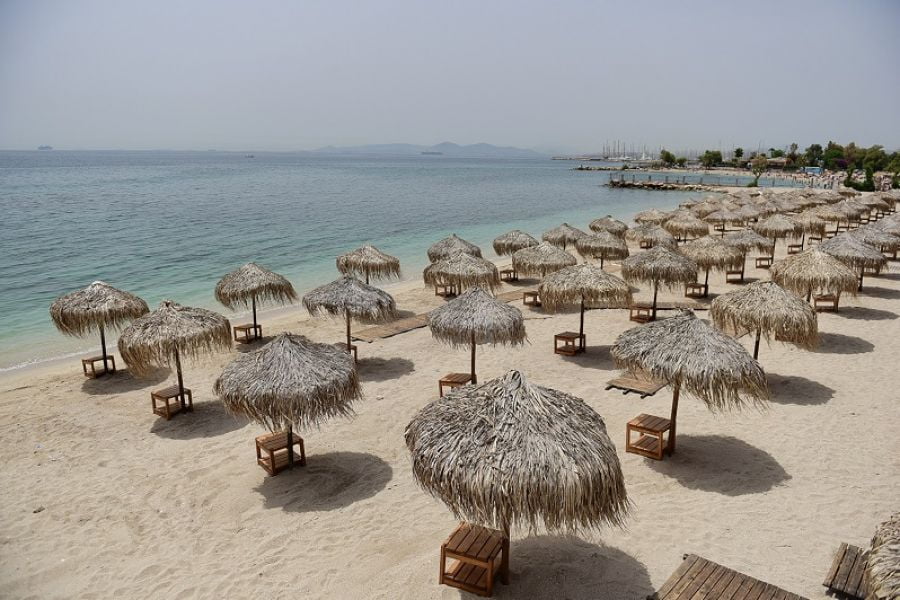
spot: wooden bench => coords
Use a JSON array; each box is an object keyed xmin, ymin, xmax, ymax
[
  {"xmin": 606, "ymin": 371, "xmax": 666, "ymax": 398},
  {"xmin": 151, "ymin": 385, "xmax": 193, "ymax": 420},
  {"xmin": 255, "ymin": 430, "xmax": 306, "ymax": 476},
  {"xmin": 862, "ymin": 265, "xmax": 881, "ymax": 276},
  {"xmin": 336, "ymin": 342, "xmax": 358, "ymax": 362},
  {"xmin": 522, "ymin": 290, "xmax": 541, "ymax": 307},
  {"xmin": 755, "ymin": 256, "xmax": 773, "ymax": 268},
  {"xmin": 233, "ymin": 323, "xmax": 262, "ymax": 343},
  {"xmin": 626, "ymin": 413, "xmax": 672, "ymax": 460},
  {"xmin": 814, "ymin": 294, "xmax": 840, "ymax": 312},
  {"xmin": 629, "ymin": 303, "xmax": 653, "ymax": 323},
  {"xmin": 439, "ymin": 372, "xmax": 473, "ymax": 397},
  {"xmin": 439, "ymin": 522, "xmax": 508, "ymax": 597},
  {"xmin": 657, "ymin": 553, "xmax": 808, "ymax": 599},
  {"xmin": 553, "ymin": 331, "xmax": 585, "ymax": 356},
  {"xmin": 435, "ymin": 284, "xmax": 458, "ymax": 298},
  {"xmin": 684, "ymin": 282, "xmax": 708, "ymax": 298},
  {"xmin": 725, "ymin": 269, "xmax": 744, "ymax": 284},
  {"xmin": 499, "ymin": 268, "xmax": 518, "ymax": 282},
  {"xmin": 81, "ymin": 355, "xmax": 115, "ymax": 378},
  {"xmin": 823, "ymin": 543, "xmax": 869, "ymax": 599},
  {"xmin": 639, "ymin": 240, "xmax": 653, "ymax": 249},
  {"xmin": 787, "ymin": 243, "xmax": 804, "ymax": 254}
]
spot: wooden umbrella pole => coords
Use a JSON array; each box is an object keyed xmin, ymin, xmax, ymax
[
  {"xmin": 470, "ymin": 331, "xmax": 477, "ymax": 384},
  {"xmin": 668, "ymin": 383, "xmax": 680, "ymax": 454},
  {"xmin": 600, "ymin": 255, "xmax": 604, "ymax": 269},
  {"xmin": 651, "ymin": 281, "xmax": 658, "ymax": 321},
  {"xmin": 286, "ymin": 425, "xmax": 295, "ymax": 468},
  {"xmin": 704, "ymin": 267, "xmax": 710, "ymax": 288},
  {"xmin": 753, "ymin": 328, "xmax": 761, "ymax": 360},
  {"xmin": 365, "ymin": 271, "xmax": 370, "ymax": 285},
  {"xmin": 740, "ymin": 252, "xmax": 746, "ymax": 279},
  {"xmin": 252, "ymin": 294, "xmax": 258, "ymax": 330},
  {"xmin": 801, "ymin": 231, "xmax": 806, "ymax": 249},
  {"xmin": 174, "ymin": 343, "xmax": 185, "ymax": 408},
  {"xmin": 771, "ymin": 237, "xmax": 777, "ymax": 259},
  {"xmin": 99, "ymin": 324, "xmax": 108, "ymax": 371},
  {"xmin": 579, "ymin": 295, "xmax": 585, "ymax": 339},
  {"xmin": 858, "ymin": 269, "xmax": 864, "ymax": 292},
  {"xmin": 345, "ymin": 309, "xmax": 352, "ymax": 352},
  {"xmin": 500, "ymin": 521, "xmax": 510, "ymax": 585}
]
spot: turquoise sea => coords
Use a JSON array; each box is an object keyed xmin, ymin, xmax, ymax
[{"xmin": 0, "ymin": 151, "xmax": 790, "ymax": 370}]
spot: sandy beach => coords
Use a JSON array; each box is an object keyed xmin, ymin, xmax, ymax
[{"xmin": 1, "ymin": 230, "xmax": 897, "ymax": 600}]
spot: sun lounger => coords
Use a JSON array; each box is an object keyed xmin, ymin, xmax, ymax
[
  {"xmin": 823, "ymin": 543, "xmax": 869, "ymax": 599},
  {"xmin": 656, "ymin": 553, "xmax": 808, "ymax": 599},
  {"xmin": 605, "ymin": 371, "xmax": 666, "ymax": 398}
]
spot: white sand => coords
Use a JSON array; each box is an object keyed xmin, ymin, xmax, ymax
[{"xmin": 1, "ymin": 239, "xmax": 898, "ymax": 599}]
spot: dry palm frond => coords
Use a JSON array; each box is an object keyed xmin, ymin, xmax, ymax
[
  {"xmin": 752, "ymin": 214, "xmax": 800, "ymax": 239},
  {"xmin": 625, "ymin": 224, "xmax": 676, "ymax": 248},
  {"xmin": 872, "ymin": 219, "xmax": 900, "ymax": 237},
  {"xmin": 215, "ymin": 262, "xmax": 298, "ymax": 310},
  {"xmin": 723, "ymin": 229, "xmax": 773, "ymax": 253},
  {"xmin": 736, "ymin": 205, "xmax": 762, "ymax": 221},
  {"xmin": 691, "ymin": 200, "xmax": 721, "ymax": 217},
  {"xmin": 633, "ymin": 208, "xmax": 671, "ymax": 224},
  {"xmin": 428, "ymin": 287, "xmax": 526, "ymax": 348},
  {"xmin": 302, "ymin": 275, "xmax": 397, "ymax": 321},
  {"xmin": 711, "ymin": 281, "xmax": 818, "ymax": 349},
  {"xmin": 851, "ymin": 226, "xmax": 900, "ymax": 251},
  {"xmin": 589, "ymin": 215, "xmax": 628, "ymax": 237},
  {"xmin": 423, "ymin": 253, "xmax": 501, "ymax": 292},
  {"xmin": 770, "ymin": 249, "xmax": 859, "ymax": 297},
  {"xmin": 493, "ymin": 230, "xmax": 539, "ymax": 256},
  {"xmin": 539, "ymin": 264, "xmax": 632, "ymax": 311},
  {"xmin": 336, "ymin": 245, "xmax": 401, "ymax": 282},
  {"xmin": 542, "ymin": 223, "xmax": 587, "ymax": 248},
  {"xmin": 214, "ymin": 333, "xmax": 359, "ymax": 432},
  {"xmin": 819, "ymin": 233, "xmax": 888, "ymax": 270},
  {"xmin": 792, "ymin": 211, "xmax": 827, "ymax": 236},
  {"xmin": 663, "ymin": 212, "xmax": 710, "ymax": 238},
  {"xmin": 405, "ymin": 370, "xmax": 629, "ymax": 533},
  {"xmin": 512, "ymin": 242, "xmax": 577, "ymax": 277},
  {"xmin": 427, "ymin": 234, "xmax": 482, "ymax": 262},
  {"xmin": 117, "ymin": 300, "xmax": 232, "ymax": 375},
  {"xmin": 621, "ymin": 245, "xmax": 697, "ymax": 288},
  {"xmin": 866, "ymin": 512, "xmax": 900, "ymax": 600},
  {"xmin": 680, "ymin": 236, "xmax": 744, "ymax": 271},
  {"xmin": 50, "ymin": 281, "xmax": 149, "ymax": 337},
  {"xmin": 574, "ymin": 232, "xmax": 629, "ymax": 262},
  {"xmin": 611, "ymin": 310, "xmax": 769, "ymax": 411},
  {"xmin": 703, "ymin": 209, "xmax": 744, "ymax": 226}
]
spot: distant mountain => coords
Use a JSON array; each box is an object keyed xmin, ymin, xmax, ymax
[{"xmin": 312, "ymin": 141, "xmax": 544, "ymax": 159}]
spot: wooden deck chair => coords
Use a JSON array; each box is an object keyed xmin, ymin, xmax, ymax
[{"xmin": 655, "ymin": 553, "xmax": 808, "ymax": 599}]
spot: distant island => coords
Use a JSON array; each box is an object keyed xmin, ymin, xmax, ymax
[
  {"xmin": 312, "ymin": 141, "xmax": 544, "ymax": 159},
  {"xmin": 37, "ymin": 145, "xmax": 53, "ymax": 151}
]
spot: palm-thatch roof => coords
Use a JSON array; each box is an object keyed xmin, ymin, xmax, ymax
[
  {"xmin": 690, "ymin": 200, "xmax": 721, "ymax": 217},
  {"xmin": 819, "ymin": 233, "xmax": 888, "ymax": 270},
  {"xmin": 492, "ymin": 230, "xmax": 539, "ymax": 256},
  {"xmin": 405, "ymin": 370, "xmax": 628, "ymax": 533},
  {"xmin": 214, "ymin": 333, "xmax": 359, "ymax": 432},
  {"xmin": 336, "ymin": 245, "xmax": 401, "ymax": 283},
  {"xmin": 539, "ymin": 264, "xmax": 632, "ymax": 311},
  {"xmin": 850, "ymin": 226, "xmax": 900, "ymax": 251},
  {"xmin": 663, "ymin": 212, "xmax": 710, "ymax": 238},
  {"xmin": 625, "ymin": 224, "xmax": 677, "ymax": 248},
  {"xmin": 542, "ymin": 223, "xmax": 587, "ymax": 249},
  {"xmin": 866, "ymin": 512, "xmax": 900, "ymax": 600},
  {"xmin": 574, "ymin": 232, "xmax": 629, "ymax": 263},
  {"xmin": 872, "ymin": 219, "xmax": 900, "ymax": 237},
  {"xmin": 812, "ymin": 204, "xmax": 847, "ymax": 223},
  {"xmin": 703, "ymin": 209, "xmax": 744, "ymax": 226},
  {"xmin": 422, "ymin": 253, "xmax": 501, "ymax": 292},
  {"xmin": 770, "ymin": 249, "xmax": 860, "ymax": 297},
  {"xmin": 633, "ymin": 208, "xmax": 671, "ymax": 224},
  {"xmin": 428, "ymin": 287, "xmax": 526, "ymax": 348},
  {"xmin": 50, "ymin": 281, "xmax": 149, "ymax": 337},
  {"xmin": 215, "ymin": 263, "xmax": 298, "ymax": 310},
  {"xmin": 117, "ymin": 300, "xmax": 232, "ymax": 376},
  {"xmin": 752, "ymin": 214, "xmax": 800, "ymax": 239},
  {"xmin": 711, "ymin": 281, "xmax": 818, "ymax": 355},
  {"xmin": 427, "ymin": 234, "xmax": 482, "ymax": 262},
  {"xmin": 792, "ymin": 211, "xmax": 827, "ymax": 236},
  {"xmin": 302, "ymin": 274, "xmax": 397, "ymax": 321},
  {"xmin": 680, "ymin": 236, "xmax": 744, "ymax": 271},
  {"xmin": 735, "ymin": 205, "xmax": 762, "ymax": 221},
  {"xmin": 512, "ymin": 242, "xmax": 577, "ymax": 278},
  {"xmin": 723, "ymin": 229, "xmax": 773, "ymax": 253},
  {"xmin": 589, "ymin": 215, "xmax": 628, "ymax": 237},
  {"xmin": 859, "ymin": 195, "xmax": 891, "ymax": 211},
  {"xmin": 621, "ymin": 246, "xmax": 697, "ymax": 288},
  {"xmin": 611, "ymin": 310, "xmax": 769, "ymax": 411}
]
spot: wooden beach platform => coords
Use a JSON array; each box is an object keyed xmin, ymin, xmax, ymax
[{"xmin": 352, "ymin": 313, "xmax": 430, "ymax": 342}]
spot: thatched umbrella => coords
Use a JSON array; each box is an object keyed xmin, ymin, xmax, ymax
[
  {"xmin": 736, "ymin": 205, "xmax": 762, "ymax": 222},
  {"xmin": 850, "ymin": 226, "xmax": 900, "ymax": 252},
  {"xmin": 118, "ymin": 300, "xmax": 231, "ymax": 407},
  {"xmin": 493, "ymin": 230, "xmax": 538, "ymax": 256},
  {"xmin": 690, "ymin": 200, "xmax": 721, "ymax": 218},
  {"xmin": 723, "ymin": 228, "xmax": 773, "ymax": 265},
  {"xmin": 428, "ymin": 288, "xmax": 525, "ymax": 383},
  {"xmin": 680, "ymin": 236, "xmax": 743, "ymax": 295},
  {"xmin": 427, "ymin": 234, "xmax": 482, "ymax": 262},
  {"xmin": 214, "ymin": 333, "xmax": 359, "ymax": 469},
  {"xmin": 574, "ymin": 232, "xmax": 629, "ymax": 268},
  {"xmin": 303, "ymin": 275, "xmax": 397, "ymax": 355},
  {"xmin": 866, "ymin": 512, "xmax": 900, "ymax": 600},
  {"xmin": 215, "ymin": 263, "xmax": 297, "ymax": 334},
  {"xmin": 633, "ymin": 208, "xmax": 670, "ymax": 225},
  {"xmin": 336, "ymin": 245, "xmax": 401, "ymax": 284},
  {"xmin": 792, "ymin": 211, "xmax": 828, "ymax": 250},
  {"xmin": 626, "ymin": 224, "xmax": 676, "ymax": 249},
  {"xmin": 539, "ymin": 264, "xmax": 632, "ymax": 347},
  {"xmin": 50, "ymin": 281, "xmax": 149, "ymax": 375},
  {"xmin": 542, "ymin": 223, "xmax": 586, "ymax": 250},
  {"xmin": 819, "ymin": 233, "xmax": 889, "ymax": 291},
  {"xmin": 872, "ymin": 218, "xmax": 900, "ymax": 237},
  {"xmin": 423, "ymin": 252, "xmax": 501, "ymax": 292},
  {"xmin": 812, "ymin": 204, "xmax": 849, "ymax": 235},
  {"xmin": 770, "ymin": 248, "xmax": 859, "ymax": 301},
  {"xmin": 621, "ymin": 246, "xmax": 697, "ymax": 320},
  {"xmin": 405, "ymin": 369, "xmax": 628, "ymax": 577},
  {"xmin": 589, "ymin": 215, "xmax": 628, "ymax": 238},
  {"xmin": 512, "ymin": 242, "xmax": 577, "ymax": 278},
  {"xmin": 703, "ymin": 209, "xmax": 744, "ymax": 235},
  {"xmin": 711, "ymin": 281, "xmax": 818, "ymax": 360},
  {"xmin": 752, "ymin": 214, "xmax": 800, "ymax": 259},
  {"xmin": 663, "ymin": 212, "xmax": 709, "ymax": 241},
  {"xmin": 611, "ymin": 310, "xmax": 769, "ymax": 453}
]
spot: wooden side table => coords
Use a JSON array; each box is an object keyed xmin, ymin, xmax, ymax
[
  {"xmin": 626, "ymin": 413, "xmax": 672, "ymax": 460},
  {"xmin": 233, "ymin": 323, "xmax": 262, "ymax": 343},
  {"xmin": 255, "ymin": 430, "xmax": 306, "ymax": 475},
  {"xmin": 151, "ymin": 385, "xmax": 193, "ymax": 420},
  {"xmin": 439, "ymin": 373, "xmax": 473, "ymax": 397},
  {"xmin": 684, "ymin": 282, "xmax": 708, "ymax": 298},
  {"xmin": 435, "ymin": 284, "xmax": 458, "ymax": 298},
  {"xmin": 755, "ymin": 256, "xmax": 773, "ymax": 269},
  {"xmin": 725, "ymin": 269, "xmax": 744, "ymax": 284},
  {"xmin": 629, "ymin": 303, "xmax": 653, "ymax": 323},
  {"xmin": 553, "ymin": 331, "xmax": 585, "ymax": 355},
  {"xmin": 499, "ymin": 268, "xmax": 518, "ymax": 282},
  {"xmin": 814, "ymin": 294, "xmax": 839, "ymax": 312},
  {"xmin": 439, "ymin": 522, "xmax": 507, "ymax": 597},
  {"xmin": 522, "ymin": 291, "xmax": 541, "ymax": 307},
  {"xmin": 82, "ymin": 355, "xmax": 115, "ymax": 378},
  {"xmin": 787, "ymin": 243, "xmax": 803, "ymax": 254}
]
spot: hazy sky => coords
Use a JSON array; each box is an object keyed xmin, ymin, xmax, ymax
[{"xmin": 1, "ymin": 0, "xmax": 898, "ymax": 153}]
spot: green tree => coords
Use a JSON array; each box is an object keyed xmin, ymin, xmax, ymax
[
  {"xmin": 734, "ymin": 147, "xmax": 744, "ymax": 159},
  {"xmin": 659, "ymin": 149, "xmax": 676, "ymax": 166},
  {"xmin": 823, "ymin": 141, "xmax": 845, "ymax": 170},
  {"xmin": 699, "ymin": 150, "xmax": 723, "ymax": 168},
  {"xmin": 769, "ymin": 148, "xmax": 785, "ymax": 158},
  {"xmin": 749, "ymin": 155, "xmax": 768, "ymax": 186},
  {"xmin": 862, "ymin": 145, "xmax": 887, "ymax": 172},
  {"xmin": 676, "ymin": 157, "xmax": 687, "ymax": 168},
  {"xmin": 804, "ymin": 143, "xmax": 823, "ymax": 166}
]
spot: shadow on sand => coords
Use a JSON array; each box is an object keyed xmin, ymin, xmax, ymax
[
  {"xmin": 234, "ymin": 336, "xmax": 276, "ymax": 353},
  {"xmin": 356, "ymin": 356, "xmax": 415, "ymax": 381},
  {"xmin": 454, "ymin": 536, "xmax": 653, "ymax": 599},
  {"xmin": 556, "ymin": 345, "xmax": 616, "ymax": 371},
  {"xmin": 647, "ymin": 434, "xmax": 790, "ymax": 496},
  {"xmin": 81, "ymin": 367, "xmax": 170, "ymax": 395},
  {"xmin": 834, "ymin": 306, "xmax": 897, "ymax": 321},
  {"xmin": 767, "ymin": 373, "xmax": 835, "ymax": 406},
  {"xmin": 814, "ymin": 332, "xmax": 874, "ymax": 354},
  {"xmin": 255, "ymin": 451, "xmax": 392, "ymax": 513},
  {"xmin": 860, "ymin": 285, "xmax": 900, "ymax": 300},
  {"xmin": 150, "ymin": 401, "xmax": 248, "ymax": 439}
]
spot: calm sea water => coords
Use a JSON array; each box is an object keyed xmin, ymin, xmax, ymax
[{"xmin": 0, "ymin": 150, "xmax": 779, "ymax": 370}]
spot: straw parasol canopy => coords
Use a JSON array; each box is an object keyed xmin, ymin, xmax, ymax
[
  {"xmin": 736, "ymin": 205, "xmax": 762, "ymax": 221},
  {"xmin": 792, "ymin": 210, "xmax": 828, "ymax": 249},
  {"xmin": 542, "ymin": 223, "xmax": 587, "ymax": 250},
  {"xmin": 621, "ymin": 246, "xmax": 697, "ymax": 319},
  {"xmin": 512, "ymin": 242, "xmax": 577, "ymax": 278},
  {"xmin": 589, "ymin": 215, "xmax": 628, "ymax": 237},
  {"xmin": 50, "ymin": 281, "xmax": 150, "ymax": 372},
  {"xmin": 770, "ymin": 248, "xmax": 859, "ymax": 301},
  {"xmin": 625, "ymin": 223, "xmax": 676, "ymax": 249},
  {"xmin": 711, "ymin": 281, "xmax": 818, "ymax": 360},
  {"xmin": 336, "ymin": 245, "xmax": 401, "ymax": 284},
  {"xmin": 574, "ymin": 231, "xmax": 629, "ymax": 268},
  {"xmin": 118, "ymin": 300, "xmax": 231, "ymax": 404},
  {"xmin": 215, "ymin": 263, "xmax": 298, "ymax": 330},
  {"xmin": 752, "ymin": 214, "xmax": 800, "ymax": 258},
  {"xmin": 680, "ymin": 236, "xmax": 744, "ymax": 294},
  {"xmin": 723, "ymin": 229, "xmax": 773, "ymax": 254},
  {"xmin": 850, "ymin": 226, "xmax": 900, "ymax": 251},
  {"xmin": 866, "ymin": 512, "xmax": 900, "ymax": 600},
  {"xmin": 539, "ymin": 264, "xmax": 632, "ymax": 345},
  {"xmin": 633, "ymin": 208, "xmax": 670, "ymax": 224},
  {"xmin": 303, "ymin": 275, "xmax": 397, "ymax": 355},
  {"xmin": 492, "ymin": 230, "xmax": 539, "ymax": 256},
  {"xmin": 427, "ymin": 234, "xmax": 482, "ymax": 262},
  {"xmin": 690, "ymin": 200, "xmax": 721, "ymax": 218},
  {"xmin": 872, "ymin": 218, "xmax": 900, "ymax": 237},
  {"xmin": 611, "ymin": 310, "xmax": 769, "ymax": 453},
  {"xmin": 819, "ymin": 233, "xmax": 888, "ymax": 290},
  {"xmin": 423, "ymin": 252, "xmax": 501, "ymax": 292},
  {"xmin": 663, "ymin": 212, "xmax": 709, "ymax": 241},
  {"xmin": 428, "ymin": 287, "xmax": 525, "ymax": 383},
  {"xmin": 703, "ymin": 208, "xmax": 744, "ymax": 229},
  {"xmin": 405, "ymin": 369, "xmax": 628, "ymax": 537}
]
